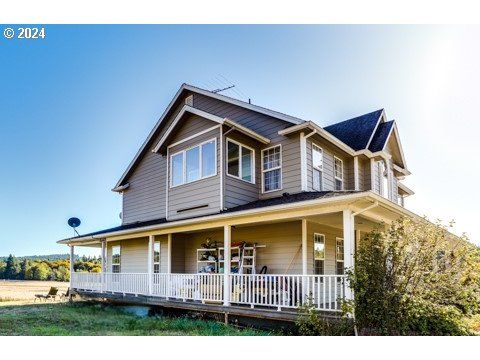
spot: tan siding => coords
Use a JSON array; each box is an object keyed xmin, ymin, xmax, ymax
[
  {"xmin": 106, "ymin": 238, "xmax": 148, "ymax": 273},
  {"xmin": 307, "ymin": 223, "xmax": 343, "ymax": 275}
]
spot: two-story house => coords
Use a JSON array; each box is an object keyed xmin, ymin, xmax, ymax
[{"xmin": 58, "ymin": 83, "xmax": 416, "ymax": 320}]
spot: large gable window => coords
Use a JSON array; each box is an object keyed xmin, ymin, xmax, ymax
[
  {"xmin": 170, "ymin": 138, "xmax": 217, "ymax": 187},
  {"xmin": 312, "ymin": 144, "xmax": 323, "ymax": 191},
  {"xmin": 262, "ymin": 145, "xmax": 282, "ymax": 192},
  {"xmin": 226, "ymin": 139, "xmax": 254, "ymax": 183},
  {"xmin": 334, "ymin": 156, "xmax": 344, "ymax": 190}
]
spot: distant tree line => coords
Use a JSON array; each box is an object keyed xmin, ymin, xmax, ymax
[{"xmin": 0, "ymin": 254, "xmax": 101, "ymax": 281}]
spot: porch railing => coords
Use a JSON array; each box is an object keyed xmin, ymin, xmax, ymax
[{"xmin": 71, "ymin": 272, "xmax": 346, "ymax": 311}]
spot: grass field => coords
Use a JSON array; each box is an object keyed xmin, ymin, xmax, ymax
[
  {"xmin": 0, "ymin": 280, "xmax": 68, "ymax": 303},
  {"xmin": 0, "ymin": 302, "xmax": 271, "ymax": 335}
]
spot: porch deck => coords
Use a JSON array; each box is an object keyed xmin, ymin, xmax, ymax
[{"xmin": 72, "ymin": 272, "xmax": 346, "ymax": 313}]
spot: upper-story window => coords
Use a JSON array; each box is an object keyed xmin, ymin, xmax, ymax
[
  {"xmin": 226, "ymin": 139, "xmax": 254, "ymax": 184},
  {"xmin": 112, "ymin": 245, "xmax": 121, "ymax": 273},
  {"xmin": 262, "ymin": 145, "xmax": 282, "ymax": 192},
  {"xmin": 170, "ymin": 138, "xmax": 217, "ymax": 187},
  {"xmin": 380, "ymin": 160, "xmax": 389, "ymax": 199},
  {"xmin": 334, "ymin": 156, "xmax": 344, "ymax": 190},
  {"xmin": 312, "ymin": 144, "xmax": 323, "ymax": 191}
]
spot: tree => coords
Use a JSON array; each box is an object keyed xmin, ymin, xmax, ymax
[
  {"xmin": 347, "ymin": 217, "xmax": 480, "ymax": 335},
  {"xmin": 4, "ymin": 254, "xmax": 19, "ymax": 279},
  {"xmin": 0, "ymin": 261, "xmax": 5, "ymax": 278},
  {"xmin": 25, "ymin": 262, "xmax": 51, "ymax": 280},
  {"xmin": 19, "ymin": 259, "xmax": 29, "ymax": 280}
]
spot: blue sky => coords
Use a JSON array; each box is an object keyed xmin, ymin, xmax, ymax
[{"xmin": 0, "ymin": 25, "xmax": 479, "ymax": 256}]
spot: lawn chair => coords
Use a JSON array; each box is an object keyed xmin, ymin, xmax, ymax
[
  {"xmin": 61, "ymin": 288, "xmax": 76, "ymax": 301},
  {"xmin": 34, "ymin": 287, "xmax": 59, "ymax": 302}
]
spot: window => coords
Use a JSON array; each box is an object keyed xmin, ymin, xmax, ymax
[
  {"xmin": 112, "ymin": 245, "xmax": 121, "ymax": 273},
  {"xmin": 262, "ymin": 145, "xmax": 281, "ymax": 192},
  {"xmin": 335, "ymin": 238, "xmax": 344, "ymax": 275},
  {"xmin": 314, "ymin": 233, "xmax": 325, "ymax": 275},
  {"xmin": 380, "ymin": 161, "xmax": 389, "ymax": 199},
  {"xmin": 312, "ymin": 144, "xmax": 323, "ymax": 191},
  {"xmin": 153, "ymin": 241, "xmax": 160, "ymax": 273},
  {"xmin": 170, "ymin": 139, "xmax": 216, "ymax": 187},
  {"xmin": 226, "ymin": 139, "xmax": 254, "ymax": 183},
  {"xmin": 334, "ymin": 157, "xmax": 343, "ymax": 190}
]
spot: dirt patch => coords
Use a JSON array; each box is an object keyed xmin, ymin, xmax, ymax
[{"xmin": 0, "ymin": 280, "xmax": 68, "ymax": 305}]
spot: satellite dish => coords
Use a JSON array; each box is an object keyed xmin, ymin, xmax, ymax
[{"xmin": 68, "ymin": 217, "xmax": 81, "ymax": 228}]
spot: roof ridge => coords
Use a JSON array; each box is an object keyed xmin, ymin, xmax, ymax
[{"xmin": 324, "ymin": 108, "xmax": 384, "ymax": 129}]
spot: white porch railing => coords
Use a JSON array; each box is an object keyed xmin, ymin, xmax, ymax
[{"xmin": 71, "ymin": 272, "xmax": 346, "ymax": 311}]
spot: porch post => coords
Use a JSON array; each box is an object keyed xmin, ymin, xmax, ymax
[
  {"xmin": 342, "ymin": 209, "xmax": 355, "ymax": 300},
  {"xmin": 301, "ymin": 219, "xmax": 308, "ymax": 275},
  {"xmin": 148, "ymin": 235, "xmax": 154, "ymax": 295},
  {"xmin": 101, "ymin": 240, "xmax": 106, "ymax": 293},
  {"xmin": 167, "ymin": 234, "xmax": 172, "ymax": 274},
  {"xmin": 69, "ymin": 245, "xmax": 74, "ymax": 300},
  {"xmin": 223, "ymin": 225, "xmax": 231, "ymax": 306}
]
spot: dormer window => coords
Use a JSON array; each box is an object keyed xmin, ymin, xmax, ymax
[
  {"xmin": 334, "ymin": 156, "xmax": 343, "ymax": 190},
  {"xmin": 312, "ymin": 144, "xmax": 323, "ymax": 191}
]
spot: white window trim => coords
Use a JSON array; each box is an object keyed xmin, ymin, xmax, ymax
[
  {"xmin": 312, "ymin": 143, "xmax": 324, "ymax": 191},
  {"xmin": 261, "ymin": 144, "xmax": 282, "ymax": 194},
  {"xmin": 153, "ymin": 241, "xmax": 161, "ymax": 274},
  {"xmin": 334, "ymin": 156, "xmax": 344, "ymax": 190},
  {"xmin": 226, "ymin": 138, "xmax": 256, "ymax": 184},
  {"xmin": 380, "ymin": 160, "xmax": 391, "ymax": 200},
  {"xmin": 170, "ymin": 137, "xmax": 217, "ymax": 188},
  {"xmin": 335, "ymin": 237, "xmax": 344, "ymax": 275},
  {"xmin": 313, "ymin": 233, "xmax": 325, "ymax": 275},
  {"xmin": 111, "ymin": 245, "xmax": 121, "ymax": 273}
]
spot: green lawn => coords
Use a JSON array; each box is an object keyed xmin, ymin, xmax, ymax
[{"xmin": 0, "ymin": 301, "xmax": 272, "ymax": 336}]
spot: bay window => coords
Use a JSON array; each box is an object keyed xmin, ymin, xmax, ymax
[
  {"xmin": 312, "ymin": 144, "xmax": 323, "ymax": 191},
  {"xmin": 334, "ymin": 156, "xmax": 343, "ymax": 190},
  {"xmin": 262, "ymin": 145, "xmax": 282, "ymax": 192},
  {"xmin": 170, "ymin": 138, "xmax": 217, "ymax": 187},
  {"xmin": 226, "ymin": 139, "xmax": 254, "ymax": 183}
]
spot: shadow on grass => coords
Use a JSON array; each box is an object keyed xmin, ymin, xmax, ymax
[{"xmin": 0, "ymin": 301, "xmax": 273, "ymax": 336}]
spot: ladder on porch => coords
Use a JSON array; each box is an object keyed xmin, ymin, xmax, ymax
[{"xmin": 239, "ymin": 245, "xmax": 257, "ymax": 274}]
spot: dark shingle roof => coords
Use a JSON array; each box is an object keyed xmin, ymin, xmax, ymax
[
  {"xmin": 63, "ymin": 191, "xmax": 361, "ymax": 241},
  {"xmin": 324, "ymin": 109, "xmax": 383, "ymax": 151},
  {"xmin": 368, "ymin": 120, "xmax": 394, "ymax": 152}
]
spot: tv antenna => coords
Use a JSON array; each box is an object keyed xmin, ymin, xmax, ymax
[
  {"xmin": 212, "ymin": 84, "xmax": 235, "ymax": 94},
  {"xmin": 67, "ymin": 217, "xmax": 81, "ymax": 237}
]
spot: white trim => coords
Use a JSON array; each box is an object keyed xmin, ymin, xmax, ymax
[
  {"xmin": 301, "ymin": 219, "xmax": 308, "ymax": 275},
  {"xmin": 300, "ymin": 133, "xmax": 307, "ymax": 191},
  {"xmin": 370, "ymin": 157, "xmax": 376, "ymax": 193},
  {"xmin": 154, "ymin": 105, "xmax": 223, "ymax": 153},
  {"xmin": 223, "ymin": 225, "xmax": 231, "ymax": 306},
  {"xmin": 398, "ymin": 182, "xmax": 414, "ymax": 196},
  {"xmin": 333, "ymin": 156, "xmax": 344, "ymax": 190},
  {"xmin": 313, "ymin": 233, "xmax": 326, "ymax": 275},
  {"xmin": 389, "ymin": 123, "xmax": 408, "ymax": 170},
  {"xmin": 165, "ymin": 146, "xmax": 169, "ymax": 219},
  {"xmin": 225, "ymin": 138, "xmax": 256, "ymax": 185},
  {"xmin": 311, "ymin": 142, "xmax": 324, "ymax": 191},
  {"xmin": 261, "ymin": 144, "xmax": 283, "ymax": 194},
  {"xmin": 223, "ymin": 118, "xmax": 270, "ymax": 144},
  {"xmin": 169, "ymin": 137, "xmax": 217, "ymax": 188},
  {"xmin": 353, "ymin": 156, "xmax": 359, "ymax": 191},
  {"xmin": 167, "ymin": 234, "xmax": 172, "ymax": 274},
  {"xmin": 147, "ymin": 235, "xmax": 154, "ymax": 294},
  {"xmin": 365, "ymin": 109, "xmax": 385, "ymax": 150},
  {"xmin": 167, "ymin": 124, "xmax": 221, "ymax": 149},
  {"xmin": 219, "ymin": 126, "xmax": 224, "ymax": 210}
]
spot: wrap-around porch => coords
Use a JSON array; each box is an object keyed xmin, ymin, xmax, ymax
[{"xmin": 69, "ymin": 204, "xmax": 386, "ymax": 314}]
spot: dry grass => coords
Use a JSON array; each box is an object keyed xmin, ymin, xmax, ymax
[{"xmin": 0, "ymin": 280, "xmax": 68, "ymax": 305}]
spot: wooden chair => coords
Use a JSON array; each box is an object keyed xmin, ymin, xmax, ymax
[{"xmin": 34, "ymin": 287, "xmax": 59, "ymax": 302}]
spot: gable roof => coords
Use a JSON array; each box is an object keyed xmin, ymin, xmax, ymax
[
  {"xmin": 368, "ymin": 120, "xmax": 395, "ymax": 152},
  {"xmin": 323, "ymin": 109, "xmax": 384, "ymax": 151},
  {"xmin": 114, "ymin": 83, "xmax": 304, "ymax": 189}
]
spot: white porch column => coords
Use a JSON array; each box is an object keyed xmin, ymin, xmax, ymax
[
  {"xmin": 353, "ymin": 156, "xmax": 360, "ymax": 191},
  {"xmin": 69, "ymin": 245, "xmax": 74, "ymax": 299},
  {"xmin": 101, "ymin": 240, "xmax": 106, "ymax": 293},
  {"xmin": 147, "ymin": 235, "xmax": 154, "ymax": 295},
  {"xmin": 223, "ymin": 225, "xmax": 231, "ymax": 306},
  {"xmin": 342, "ymin": 209, "xmax": 355, "ymax": 300},
  {"xmin": 301, "ymin": 219, "xmax": 308, "ymax": 275}
]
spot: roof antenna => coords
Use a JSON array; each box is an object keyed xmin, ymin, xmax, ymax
[
  {"xmin": 67, "ymin": 217, "xmax": 81, "ymax": 237},
  {"xmin": 248, "ymin": 98, "xmax": 251, "ymax": 104},
  {"xmin": 212, "ymin": 84, "xmax": 235, "ymax": 94}
]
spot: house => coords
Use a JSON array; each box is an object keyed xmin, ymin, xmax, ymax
[{"xmin": 58, "ymin": 83, "xmax": 416, "ymax": 321}]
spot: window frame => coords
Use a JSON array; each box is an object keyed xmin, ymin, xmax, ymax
[
  {"xmin": 261, "ymin": 144, "xmax": 282, "ymax": 193},
  {"xmin": 153, "ymin": 241, "xmax": 161, "ymax": 274},
  {"xmin": 111, "ymin": 245, "xmax": 121, "ymax": 274},
  {"xmin": 312, "ymin": 143, "xmax": 324, "ymax": 191},
  {"xmin": 225, "ymin": 138, "xmax": 256, "ymax": 184},
  {"xmin": 334, "ymin": 156, "xmax": 344, "ymax": 190},
  {"xmin": 335, "ymin": 237, "xmax": 344, "ymax": 275},
  {"xmin": 169, "ymin": 137, "xmax": 217, "ymax": 188},
  {"xmin": 380, "ymin": 160, "xmax": 390, "ymax": 199},
  {"xmin": 313, "ymin": 233, "xmax": 326, "ymax": 275}
]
